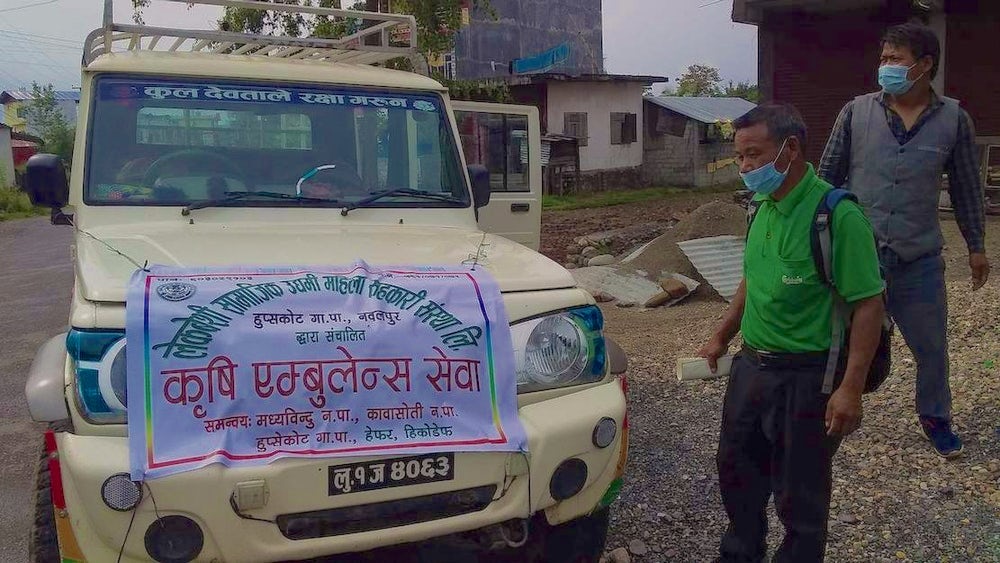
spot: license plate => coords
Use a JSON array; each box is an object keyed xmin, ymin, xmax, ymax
[{"xmin": 327, "ymin": 453, "xmax": 455, "ymax": 496}]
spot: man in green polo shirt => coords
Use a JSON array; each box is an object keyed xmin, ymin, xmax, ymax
[{"xmin": 699, "ymin": 103, "xmax": 885, "ymax": 562}]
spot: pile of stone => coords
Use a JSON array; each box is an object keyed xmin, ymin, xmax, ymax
[{"xmin": 563, "ymin": 222, "xmax": 675, "ymax": 269}]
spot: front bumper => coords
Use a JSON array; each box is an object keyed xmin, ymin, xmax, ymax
[{"xmin": 53, "ymin": 379, "xmax": 627, "ymax": 562}]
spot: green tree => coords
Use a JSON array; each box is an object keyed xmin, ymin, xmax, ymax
[
  {"xmin": 675, "ymin": 64, "xmax": 722, "ymax": 97},
  {"xmin": 722, "ymin": 80, "xmax": 760, "ymax": 103},
  {"xmin": 20, "ymin": 83, "xmax": 75, "ymax": 166}
]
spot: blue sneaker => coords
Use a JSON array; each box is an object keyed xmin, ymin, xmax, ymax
[{"xmin": 920, "ymin": 416, "xmax": 963, "ymax": 458}]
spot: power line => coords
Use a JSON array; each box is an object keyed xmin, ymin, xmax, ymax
[
  {"xmin": 0, "ymin": 27, "xmax": 82, "ymax": 47},
  {"xmin": 698, "ymin": 0, "xmax": 728, "ymax": 8},
  {"xmin": 0, "ymin": 43, "xmax": 81, "ymax": 72},
  {"xmin": 0, "ymin": 67, "xmax": 68, "ymax": 89},
  {"xmin": 0, "ymin": 37, "xmax": 81, "ymax": 53},
  {"xmin": 0, "ymin": 57, "xmax": 75, "ymax": 78},
  {"xmin": 0, "ymin": 0, "xmax": 61, "ymax": 14},
  {"xmin": 0, "ymin": 37, "xmax": 81, "ymax": 52}
]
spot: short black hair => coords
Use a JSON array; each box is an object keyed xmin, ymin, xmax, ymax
[
  {"xmin": 881, "ymin": 21, "xmax": 941, "ymax": 79},
  {"xmin": 732, "ymin": 103, "xmax": 807, "ymax": 148}
]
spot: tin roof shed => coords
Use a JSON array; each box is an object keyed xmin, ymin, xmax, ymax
[{"xmin": 644, "ymin": 96, "xmax": 756, "ymax": 124}]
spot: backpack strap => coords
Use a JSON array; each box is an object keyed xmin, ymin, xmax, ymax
[
  {"xmin": 814, "ymin": 188, "xmax": 858, "ymax": 394},
  {"xmin": 746, "ymin": 197, "xmax": 763, "ymax": 233}
]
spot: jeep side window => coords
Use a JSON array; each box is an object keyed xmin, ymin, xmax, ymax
[{"xmin": 455, "ymin": 111, "xmax": 530, "ymax": 193}]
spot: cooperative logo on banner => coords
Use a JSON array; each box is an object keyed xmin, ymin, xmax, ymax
[{"xmin": 156, "ymin": 282, "xmax": 197, "ymax": 302}]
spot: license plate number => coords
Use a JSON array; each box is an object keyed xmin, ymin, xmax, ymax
[{"xmin": 328, "ymin": 453, "xmax": 455, "ymax": 496}]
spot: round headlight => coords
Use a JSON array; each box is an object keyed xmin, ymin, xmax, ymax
[
  {"xmin": 97, "ymin": 338, "xmax": 127, "ymax": 411},
  {"xmin": 101, "ymin": 473, "xmax": 142, "ymax": 512},
  {"xmin": 524, "ymin": 315, "xmax": 588, "ymax": 385}
]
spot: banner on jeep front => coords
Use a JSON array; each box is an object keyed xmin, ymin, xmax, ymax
[{"xmin": 125, "ymin": 262, "xmax": 527, "ymax": 480}]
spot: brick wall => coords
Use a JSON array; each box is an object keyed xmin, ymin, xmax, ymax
[
  {"xmin": 763, "ymin": 10, "xmax": 891, "ymax": 164},
  {"xmin": 642, "ymin": 103, "xmax": 741, "ymax": 188},
  {"xmin": 945, "ymin": 6, "xmax": 1000, "ymax": 137},
  {"xmin": 643, "ymin": 118, "xmax": 697, "ymax": 187},
  {"xmin": 577, "ymin": 167, "xmax": 644, "ymax": 192},
  {"xmin": 694, "ymin": 141, "xmax": 740, "ymax": 188}
]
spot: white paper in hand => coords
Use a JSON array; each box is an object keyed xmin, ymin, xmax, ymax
[{"xmin": 676, "ymin": 355, "xmax": 734, "ymax": 382}]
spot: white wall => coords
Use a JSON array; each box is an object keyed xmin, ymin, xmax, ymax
[
  {"xmin": 0, "ymin": 128, "xmax": 14, "ymax": 187},
  {"xmin": 546, "ymin": 81, "xmax": 645, "ymax": 172}
]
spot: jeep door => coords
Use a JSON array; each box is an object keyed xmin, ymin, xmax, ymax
[{"xmin": 452, "ymin": 102, "xmax": 541, "ymax": 251}]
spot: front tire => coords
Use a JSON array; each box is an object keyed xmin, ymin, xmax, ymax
[
  {"xmin": 527, "ymin": 508, "xmax": 611, "ymax": 563},
  {"xmin": 29, "ymin": 439, "xmax": 59, "ymax": 563}
]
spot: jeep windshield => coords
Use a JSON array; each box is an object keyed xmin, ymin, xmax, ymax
[{"xmin": 85, "ymin": 77, "xmax": 470, "ymax": 210}]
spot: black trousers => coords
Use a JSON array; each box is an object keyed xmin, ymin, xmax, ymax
[{"xmin": 716, "ymin": 350, "xmax": 843, "ymax": 563}]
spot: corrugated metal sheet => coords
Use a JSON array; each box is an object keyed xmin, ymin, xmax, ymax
[
  {"xmin": 676, "ymin": 235, "xmax": 745, "ymax": 302},
  {"xmin": 2, "ymin": 90, "xmax": 80, "ymax": 102},
  {"xmin": 644, "ymin": 96, "xmax": 756, "ymax": 124}
]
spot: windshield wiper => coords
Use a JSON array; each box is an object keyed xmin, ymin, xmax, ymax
[
  {"xmin": 340, "ymin": 188, "xmax": 465, "ymax": 216},
  {"xmin": 181, "ymin": 191, "xmax": 339, "ymax": 216}
]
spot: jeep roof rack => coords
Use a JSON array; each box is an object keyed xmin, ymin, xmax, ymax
[{"xmin": 85, "ymin": 0, "xmax": 418, "ymax": 67}]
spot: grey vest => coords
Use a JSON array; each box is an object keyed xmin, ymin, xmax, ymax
[{"xmin": 846, "ymin": 92, "xmax": 960, "ymax": 262}]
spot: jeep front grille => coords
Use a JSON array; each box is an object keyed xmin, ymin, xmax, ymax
[{"xmin": 276, "ymin": 485, "xmax": 497, "ymax": 540}]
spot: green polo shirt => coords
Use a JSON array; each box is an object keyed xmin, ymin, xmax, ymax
[{"xmin": 741, "ymin": 164, "xmax": 884, "ymax": 353}]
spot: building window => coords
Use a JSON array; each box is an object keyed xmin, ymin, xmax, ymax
[
  {"xmin": 563, "ymin": 112, "xmax": 588, "ymax": 147},
  {"xmin": 442, "ymin": 52, "xmax": 457, "ymax": 80},
  {"xmin": 611, "ymin": 112, "xmax": 637, "ymax": 145}
]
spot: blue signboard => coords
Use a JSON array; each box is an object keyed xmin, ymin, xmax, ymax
[{"xmin": 511, "ymin": 42, "xmax": 571, "ymax": 75}]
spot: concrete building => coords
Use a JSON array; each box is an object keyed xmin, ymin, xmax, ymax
[
  {"xmin": 448, "ymin": 0, "xmax": 603, "ymax": 80},
  {"xmin": 509, "ymin": 73, "xmax": 666, "ymax": 191},
  {"xmin": 643, "ymin": 96, "xmax": 757, "ymax": 188}
]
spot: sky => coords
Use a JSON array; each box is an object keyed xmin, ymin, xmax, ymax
[{"xmin": 0, "ymin": 0, "xmax": 757, "ymax": 93}]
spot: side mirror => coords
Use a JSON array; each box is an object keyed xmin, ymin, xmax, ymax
[
  {"xmin": 468, "ymin": 164, "xmax": 491, "ymax": 209},
  {"xmin": 25, "ymin": 154, "xmax": 69, "ymax": 209}
]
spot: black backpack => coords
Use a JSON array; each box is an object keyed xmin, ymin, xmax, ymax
[{"xmin": 747, "ymin": 189, "xmax": 893, "ymax": 394}]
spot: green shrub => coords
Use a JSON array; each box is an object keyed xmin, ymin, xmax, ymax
[{"xmin": 0, "ymin": 186, "xmax": 39, "ymax": 218}]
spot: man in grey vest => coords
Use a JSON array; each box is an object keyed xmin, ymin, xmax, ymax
[{"xmin": 819, "ymin": 21, "xmax": 989, "ymax": 459}]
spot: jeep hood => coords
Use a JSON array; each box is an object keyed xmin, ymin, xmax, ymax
[{"xmin": 75, "ymin": 224, "xmax": 575, "ymax": 303}]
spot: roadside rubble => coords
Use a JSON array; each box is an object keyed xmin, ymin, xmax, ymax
[
  {"xmin": 571, "ymin": 266, "xmax": 700, "ymax": 309},
  {"xmin": 568, "ymin": 200, "xmax": 748, "ymax": 307},
  {"xmin": 564, "ymin": 222, "xmax": 676, "ymax": 269}
]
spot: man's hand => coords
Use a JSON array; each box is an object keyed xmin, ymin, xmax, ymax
[
  {"xmin": 970, "ymin": 252, "xmax": 990, "ymax": 291},
  {"xmin": 697, "ymin": 336, "xmax": 729, "ymax": 374},
  {"xmin": 825, "ymin": 386, "xmax": 863, "ymax": 437}
]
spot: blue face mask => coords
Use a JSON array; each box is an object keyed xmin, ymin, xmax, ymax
[
  {"xmin": 879, "ymin": 62, "xmax": 922, "ymax": 95},
  {"xmin": 740, "ymin": 138, "xmax": 790, "ymax": 196}
]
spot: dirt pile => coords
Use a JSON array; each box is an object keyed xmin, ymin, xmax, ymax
[
  {"xmin": 671, "ymin": 201, "xmax": 748, "ymax": 242},
  {"xmin": 621, "ymin": 201, "xmax": 747, "ymax": 291}
]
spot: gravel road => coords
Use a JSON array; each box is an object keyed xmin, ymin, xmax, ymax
[
  {"xmin": 0, "ymin": 217, "xmax": 73, "ymax": 562},
  {"xmin": 3, "ymin": 206, "xmax": 999, "ymax": 563},
  {"xmin": 596, "ymin": 215, "xmax": 1000, "ymax": 562}
]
